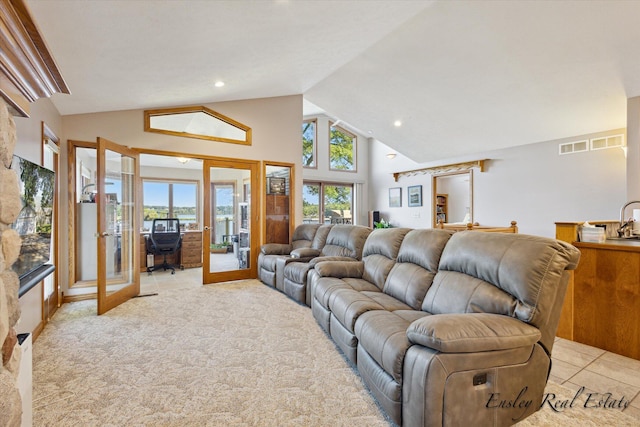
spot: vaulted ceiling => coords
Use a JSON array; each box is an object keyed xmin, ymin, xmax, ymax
[{"xmin": 26, "ymin": 0, "xmax": 640, "ymax": 163}]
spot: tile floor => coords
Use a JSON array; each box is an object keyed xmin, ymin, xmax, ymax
[
  {"xmin": 550, "ymin": 337, "xmax": 640, "ymax": 420},
  {"xmin": 140, "ymin": 268, "xmax": 640, "ymax": 421}
]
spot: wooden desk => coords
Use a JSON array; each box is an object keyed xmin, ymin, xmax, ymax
[{"xmin": 140, "ymin": 231, "xmax": 202, "ymax": 271}]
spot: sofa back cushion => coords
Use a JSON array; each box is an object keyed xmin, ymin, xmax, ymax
[
  {"xmin": 291, "ymin": 224, "xmax": 322, "ymax": 250},
  {"xmin": 422, "ymin": 232, "xmax": 580, "ymax": 340},
  {"xmin": 310, "ymin": 225, "xmax": 334, "ymax": 250},
  {"xmin": 383, "ymin": 229, "xmax": 453, "ymax": 309},
  {"xmin": 361, "ymin": 228, "xmax": 412, "ymax": 289},
  {"xmin": 321, "ymin": 225, "xmax": 372, "ymax": 259}
]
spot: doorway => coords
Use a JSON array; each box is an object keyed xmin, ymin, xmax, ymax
[
  {"xmin": 203, "ymin": 158, "xmax": 259, "ymax": 284},
  {"xmin": 66, "ymin": 139, "xmax": 140, "ymax": 314}
]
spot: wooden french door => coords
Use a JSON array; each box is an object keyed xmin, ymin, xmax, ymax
[
  {"xmin": 96, "ymin": 137, "xmax": 140, "ymax": 314},
  {"xmin": 203, "ymin": 158, "xmax": 259, "ymax": 284}
]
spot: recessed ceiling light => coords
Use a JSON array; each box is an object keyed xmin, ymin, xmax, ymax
[
  {"xmin": 394, "ymin": 120, "xmax": 402, "ymax": 127},
  {"xmin": 214, "ymin": 81, "xmax": 225, "ymax": 88}
]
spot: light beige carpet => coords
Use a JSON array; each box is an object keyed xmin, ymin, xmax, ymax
[{"xmin": 32, "ymin": 280, "xmax": 637, "ymax": 426}]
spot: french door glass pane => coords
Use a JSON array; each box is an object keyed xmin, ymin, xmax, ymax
[
  {"xmin": 105, "ymin": 149, "xmax": 134, "ymax": 285},
  {"xmin": 209, "ymin": 167, "xmax": 251, "ymax": 273}
]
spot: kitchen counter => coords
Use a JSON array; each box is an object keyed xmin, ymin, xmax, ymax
[
  {"xmin": 575, "ymin": 238, "xmax": 640, "ymax": 252},
  {"xmin": 555, "ymin": 221, "xmax": 640, "ymax": 360}
]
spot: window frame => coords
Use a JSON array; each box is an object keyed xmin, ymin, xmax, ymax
[
  {"xmin": 328, "ymin": 121, "xmax": 357, "ymax": 173},
  {"xmin": 302, "ymin": 180, "xmax": 355, "ymax": 225},
  {"xmin": 302, "ymin": 119, "xmax": 317, "ymax": 169}
]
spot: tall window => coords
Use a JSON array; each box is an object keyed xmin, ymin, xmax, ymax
[
  {"xmin": 142, "ymin": 179, "xmax": 198, "ymax": 232},
  {"xmin": 329, "ymin": 122, "xmax": 356, "ymax": 172},
  {"xmin": 303, "ymin": 181, "xmax": 353, "ymax": 224},
  {"xmin": 302, "ymin": 119, "xmax": 316, "ymax": 168},
  {"xmin": 303, "ymin": 183, "xmax": 320, "ymax": 223}
]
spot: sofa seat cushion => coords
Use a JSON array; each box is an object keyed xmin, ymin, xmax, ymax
[
  {"xmin": 355, "ymin": 310, "xmax": 431, "ymax": 383},
  {"xmin": 406, "ymin": 313, "xmax": 542, "ymax": 353},
  {"xmin": 314, "ymin": 277, "xmax": 380, "ymax": 309},
  {"xmin": 330, "ymin": 290, "xmax": 412, "ymax": 334}
]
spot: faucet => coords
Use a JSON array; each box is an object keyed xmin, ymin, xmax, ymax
[{"xmin": 618, "ymin": 200, "xmax": 640, "ymax": 237}]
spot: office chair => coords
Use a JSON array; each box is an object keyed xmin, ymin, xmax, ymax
[{"xmin": 146, "ymin": 218, "xmax": 182, "ymax": 274}]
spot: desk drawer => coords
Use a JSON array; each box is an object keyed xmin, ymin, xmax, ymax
[
  {"xmin": 182, "ymin": 241, "xmax": 201, "ymax": 250},
  {"xmin": 182, "ymin": 232, "xmax": 202, "ymax": 243},
  {"xmin": 182, "ymin": 253, "xmax": 202, "ymax": 263}
]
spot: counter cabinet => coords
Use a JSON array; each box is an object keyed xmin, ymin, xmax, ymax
[{"xmin": 555, "ymin": 221, "xmax": 640, "ymax": 360}]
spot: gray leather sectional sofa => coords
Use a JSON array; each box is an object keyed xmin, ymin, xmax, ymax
[{"xmin": 258, "ymin": 225, "xmax": 580, "ymax": 426}]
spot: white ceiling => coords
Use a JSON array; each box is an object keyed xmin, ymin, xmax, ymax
[{"xmin": 25, "ymin": 0, "xmax": 640, "ymax": 163}]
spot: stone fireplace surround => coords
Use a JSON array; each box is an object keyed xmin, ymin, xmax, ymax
[{"xmin": 0, "ymin": 98, "xmax": 27, "ymax": 426}]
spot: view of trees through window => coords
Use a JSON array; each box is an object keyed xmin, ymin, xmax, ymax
[
  {"xmin": 302, "ymin": 119, "xmax": 316, "ymax": 168},
  {"xmin": 329, "ymin": 123, "xmax": 356, "ymax": 171},
  {"xmin": 142, "ymin": 179, "xmax": 198, "ymax": 231},
  {"xmin": 303, "ymin": 182, "xmax": 353, "ymax": 224}
]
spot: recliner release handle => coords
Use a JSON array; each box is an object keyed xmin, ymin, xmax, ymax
[{"xmin": 473, "ymin": 373, "xmax": 487, "ymax": 386}]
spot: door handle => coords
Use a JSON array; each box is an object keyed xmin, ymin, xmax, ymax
[
  {"xmin": 101, "ymin": 232, "xmax": 113, "ymax": 237},
  {"xmin": 203, "ymin": 226, "xmax": 210, "ymax": 231}
]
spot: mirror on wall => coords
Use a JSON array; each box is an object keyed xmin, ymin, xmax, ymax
[{"xmin": 432, "ymin": 171, "xmax": 473, "ymax": 227}]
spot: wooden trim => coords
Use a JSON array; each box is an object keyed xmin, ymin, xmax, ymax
[
  {"xmin": 96, "ymin": 137, "xmax": 140, "ymax": 315},
  {"xmin": 68, "ymin": 140, "xmax": 96, "ymax": 289},
  {"xmin": 144, "ymin": 105, "xmax": 252, "ymax": 145},
  {"xmin": 393, "ymin": 159, "xmax": 487, "ymax": 182},
  {"xmin": 62, "ymin": 292, "xmax": 98, "ymax": 303},
  {"xmin": 0, "ymin": 0, "xmax": 69, "ymax": 116},
  {"xmin": 202, "ymin": 157, "xmax": 261, "ymax": 283},
  {"xmin": 41, "ymin": 121, "xmax": 60, "ymax": 319},
  {"xmin": 302, "ymin": 118, "xmax": 317, "ymax": 169}
]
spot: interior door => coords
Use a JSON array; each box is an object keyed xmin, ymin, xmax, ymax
[
  {"xmin": 96, "ymin": 137, "xmax": 140, "ymax": 314},
  {"xmin": 203, "ymin": 158, "xmax": 259, "ymax": 284}
]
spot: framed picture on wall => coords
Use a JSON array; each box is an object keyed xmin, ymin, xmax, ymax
[
  {"xmin": 268, "ymin": 177, "xmax": 286, "ymax": 195},
  {"xmin": 389, "ymin": 187, "xmax": 402, "ymax": 207},
  {"xmin": 408, "ymin": 185, "xmax": 422, "ymax": 207}
]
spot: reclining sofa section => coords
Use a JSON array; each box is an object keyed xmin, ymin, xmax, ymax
[
  {"xmin": 257, "ymin": 223, "xmax": 328, "ymax": 289},
  {"xmin": 310, "ymin": 228, "xmax": 580, "ymax": 427}
]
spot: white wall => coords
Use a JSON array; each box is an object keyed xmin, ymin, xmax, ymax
[
  {"xmin": 301, "ymin": 115, "xmax": 370, "ymax": 226},
  {"xmin": 369, "ymin": 128, "xmax": 627, "ymax": 238}
]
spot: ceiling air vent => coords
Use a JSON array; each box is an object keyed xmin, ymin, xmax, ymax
[
  {"xmin": 590, "ymin": 134, "xmax": 624, "ymax": 151},
  {"xmin": 559, "ymin": 140, "xmax": 588, "ymax": 155}
]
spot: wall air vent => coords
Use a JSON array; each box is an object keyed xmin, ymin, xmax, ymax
[
  {"xmin": 559, "ymin": 140, "xmax": 588, "ymax": 155},
  {"xmin": 590, "ymin": 134, "xmax": 624, "ymax": 151}
]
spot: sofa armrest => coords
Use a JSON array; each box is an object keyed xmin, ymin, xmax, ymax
[
  {"xmin": 406, "ymin": 313, "xmax": 541, "ymax": 353},
  {"xmin": 309, "ymin": 256, "xmax": 359, "ymax": 267},
  {"xmin": 291, "ymin": 247, "xmax": 321, "ymax": 258},
  {"xmin": 314, "ymin": 260, "xmax": 365, "ymax": 278},
  {"xmin": 260, "ymin": 243, "xmax": 292, "ymax": 255}
]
